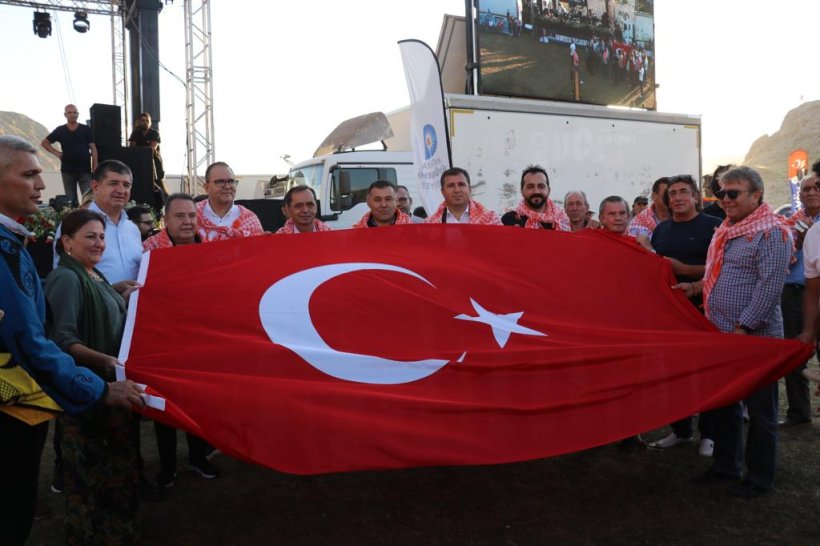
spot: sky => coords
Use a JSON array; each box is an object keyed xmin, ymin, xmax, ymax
[{"xmin": 1, "ymin": 0, "xmax": 819, "ymax": 186}]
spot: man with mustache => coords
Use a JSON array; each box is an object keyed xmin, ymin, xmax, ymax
[
  {"xmin": 502, "ymin": 165, "xmax": 570, "ymax": 230},
  {"xmin": 275, "ymin": 186, "xmax": 331, "ymax": 234},
  {"xmin": 197, "ymin": 161, "xmax": 264, "ymax": 241}
]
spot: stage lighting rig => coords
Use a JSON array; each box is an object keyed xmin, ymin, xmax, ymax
[
  {"xmin": 33, "ymin": 11, "xmax": 51, "ymax": 38},
  {"xmin": 73, "ymin": 12, "xmax": 90, "ymax": 33}
]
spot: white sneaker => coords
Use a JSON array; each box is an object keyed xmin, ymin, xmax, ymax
[
  {"xmin": 648, "ymin": 432, "xmax": 693, "ymax": 449},
  {"xmin": 699, "ymin": 439, "xmax": 714, "ymax": 457}
]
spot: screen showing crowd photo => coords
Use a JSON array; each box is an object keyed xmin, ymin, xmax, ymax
[{"xmin": 476, "ymin": 0, "xmax": 656, "ymax": 109}]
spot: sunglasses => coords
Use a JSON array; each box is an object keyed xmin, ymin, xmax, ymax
[{"xmin": 715, "ymin": 188, "xmax": 752, "ymax": 200}]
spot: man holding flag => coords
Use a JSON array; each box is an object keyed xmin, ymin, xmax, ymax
[{"xmin": 678, "ymin": 166, "xmax": 792, "ymax": 498}]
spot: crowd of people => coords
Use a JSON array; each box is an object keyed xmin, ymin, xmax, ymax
[{"xmin": 3, "ymin": 130, "xmax": 820, "ymax": 544}]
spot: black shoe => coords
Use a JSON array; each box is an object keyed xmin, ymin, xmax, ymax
[
  {"xmin": 140, "ymin": 474, "xmax": 169, "ymax": 502},
  {"xmin": 728, "ymin": 481, "xmax": 771, "ymax": 498},
  {"xmin": 778, "ymin": 419, "xmax": 811, "ymax": 429},
  {"xmin": 156, "ymin": 468, "xmax": 177, "ymax": 488},
  {"xmin": 190, "ymin": 459, "xmax": 220, "ymax": 479},
  {"xmin": 50, "ymin": 463, "xmax": 64, "ymax": 494},
  {"xmin": 619, "ymin": 436, "xmax": 647, "ymax": 451},
  {"xmin": 691, "ymin": 469, "xmax": 740, "ymax": 485}
]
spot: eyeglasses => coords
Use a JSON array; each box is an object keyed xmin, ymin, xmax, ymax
[
  {"xmin": 210, "ymin": 178, "xmax": 239, "ymax": 188},
  {"xmin": 715, "ymin": 188, "xmax": 753, "ymax": 200}
]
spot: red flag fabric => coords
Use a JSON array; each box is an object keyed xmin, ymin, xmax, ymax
[{"xmin": 120, "ymin": 225, "xmax": 812, "ymax": 475}]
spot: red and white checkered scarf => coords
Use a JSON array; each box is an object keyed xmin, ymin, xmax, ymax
[
  {"xmin": 275, "ymin": 219, "xmax": 332, "ymax": 234},
  {"xmin": 629, "ymin": 205, "xmax": 659, "ymax": 234},
  {"xmin": 352, "ymin": 210, "xmax": 412, "ymax": 229},
  {"xmin": 511, "ymin": 199, "xmax": 570, "ymax": 231},
  {"xmin": 197, "ymin": 200, "xmax": 264, "ymax": 241},
  {"xmin": 702, "ymin": 203, "xmax": 790, "ymax": 314},
  {"xmin": 142, "ymin": 229, "xmax": 173, "ymax": 251},
  {"xmin": 425, "ymin": 200, "xmax": 501, "ymax": 225}
]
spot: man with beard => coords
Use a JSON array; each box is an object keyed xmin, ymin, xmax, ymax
[
  {"xmin": 502, "ymin": 165, "xmax": 570, "ymax": 230},
  {"xmin": 275, "ymin": 186, "xmax": 331, "ymax": 234},
  {"xmin": 352, "ymin": 180, "xmax": 411, "ymax": 228},
  {"xmin": 681, "ymin": 166, "xmax": 792, "ymax": 497},
  {"xmin": 197, "ymin": 161, "xmax": 264, "ymax": 241},
  {"xmin": 647, "ymin": 175, "xmax": 721, "ymax": 456},
  {"xmin": 425, "ymin": 168, "xmax": 501, "ymax": 225}
]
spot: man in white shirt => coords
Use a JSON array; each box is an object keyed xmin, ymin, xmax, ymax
[
  {"xmin": 425, "ymin": 167, "xmax": 501, "ymax": 225},
  {"xmin": 196, "ymin": 161, "xmax": 264, "ymax": 241}
]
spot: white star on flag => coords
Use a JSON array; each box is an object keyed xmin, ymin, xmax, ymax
[{"xmin": 454, "ymin": 298, "xmax": 547, "ymax": 348}]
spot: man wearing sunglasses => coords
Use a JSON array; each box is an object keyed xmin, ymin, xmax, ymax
[
  {"xmin": 197, "ymin": 161, "xmax": 264, "ymax": 241},
  {"xmin": 678, "ymin": 166, "xmax": 792, "ymax": 498}
]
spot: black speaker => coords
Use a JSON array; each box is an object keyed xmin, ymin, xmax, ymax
[
  {"xmin": 236, "ymin": 199, "xmax": 287, "ymax": 233},
  {"xmin": 90, "ymin": 103, "xmax": 122, "ymax": 148},
  {"xmin": 98, "ymin": 146, "xmax": 155, "ymax": 207}
]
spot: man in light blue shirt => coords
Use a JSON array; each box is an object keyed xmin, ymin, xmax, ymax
[{"xmin": 55, "ymin": 160, "xmax": 142, "ymax": 293}]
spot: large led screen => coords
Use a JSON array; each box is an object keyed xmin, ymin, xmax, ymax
[{"xmin": 476, "ymin": 0, "xmax": 656, "ymax": 109}]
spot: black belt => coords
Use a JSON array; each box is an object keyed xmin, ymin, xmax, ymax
[{"xmin": 784, "ymin": 283, "xmax": 805, "ymax": 290}]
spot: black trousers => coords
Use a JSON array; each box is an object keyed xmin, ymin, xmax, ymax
[
  {"xmin": 154, "ymin": 421, "xmax": 209, "ymax": 471},
  {"xmin": 0, "ymin": 412, "xmax": 49, "ymax": 546},
  {"xmin": 781, "ymin": 284, "xmax": 812, "ymax": 422}
]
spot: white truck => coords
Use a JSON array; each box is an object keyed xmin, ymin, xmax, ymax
[{"xmin": 275, "ymin": 93, "xmax": 701, "ymax": 229}]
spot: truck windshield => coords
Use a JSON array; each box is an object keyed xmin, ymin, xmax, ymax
[{"xmin": 287, "ymin": 164, "xmax": 322, "ymax": 193}]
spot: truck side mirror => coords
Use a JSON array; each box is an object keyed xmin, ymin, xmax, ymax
[{"xmin": 339, "ymin": 171, "xmax": 351, "ymax": 194}]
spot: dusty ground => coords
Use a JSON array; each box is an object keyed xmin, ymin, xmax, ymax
[
  {"xmin": 27, "ymin": 379, "xmax": 820, "ymax": 546},
  {"xmin": 478, "ymin": 32, "xmax": 654, "ymax": 109}
]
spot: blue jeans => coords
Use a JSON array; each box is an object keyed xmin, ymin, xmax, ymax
[{"xmin": 711, "ymin": 382, "xmax": 778, "ymax": 489}]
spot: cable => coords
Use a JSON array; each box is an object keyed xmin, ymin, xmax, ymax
[{"xmin": 54, "ymin": 14, "xmax": 76, "ymax": 103}]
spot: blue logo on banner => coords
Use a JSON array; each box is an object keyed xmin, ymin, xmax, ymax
[{"xmin": 423, "ymin": 124, "xmax": 437, "ymax": 160}]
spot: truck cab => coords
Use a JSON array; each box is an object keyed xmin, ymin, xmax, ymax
[{"xmin": 286, "ymin": 151, "xmax": 416, "ymax": 229}]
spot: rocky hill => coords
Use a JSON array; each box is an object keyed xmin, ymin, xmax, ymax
[
  {"xmin": 0, "ymin": 111, "xmax": 61, "ymax": 171},
  {"xmin": 743, "ymin": 100, "xmax": 820, "ymax": 206}
]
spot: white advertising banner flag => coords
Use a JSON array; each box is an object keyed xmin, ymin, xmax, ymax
[{"xmin": 398, "ymin": 39, "xmax": 451, "ymax": 215}]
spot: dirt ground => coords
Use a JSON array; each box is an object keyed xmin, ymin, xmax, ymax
[
  {"xmin": 478, "ymin": 32, "xmax": 653, "ymax": 109},
  {"xmin": 26, "ymin": 379, "xmax": 820, "ymax": 546}
]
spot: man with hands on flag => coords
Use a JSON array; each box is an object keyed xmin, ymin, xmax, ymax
[{"xmin": 675, "ymin": 166, "xmax": 792, "ymax": 498}]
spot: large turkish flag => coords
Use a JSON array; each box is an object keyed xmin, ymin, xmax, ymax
[{"xmin": 120, "ymin": 225, "xmax": 811, "ymax": 474}]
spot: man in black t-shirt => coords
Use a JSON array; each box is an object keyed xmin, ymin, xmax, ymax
[
  {"xmin": 40, "ymin": 104, "xmax": 98, "ymax": 205},
  {"xmin": 128, "ymin": 112, "xmax": 168, "ymax": 210},
  {"xmin": 648, "ymin": 174, "xmax": 722, "ymax": 455}
]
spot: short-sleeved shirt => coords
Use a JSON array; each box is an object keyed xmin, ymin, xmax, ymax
[
  {"xmin": 46, "ymin": 124, "xmax": 94, "ymax": 173},
  {"xmin": 803, "ymin": 222, "xmax": 820, "ymax": 279},
  {"xmin": 651, "ymin": 213, "xmax": 722, "ymax": 282}
]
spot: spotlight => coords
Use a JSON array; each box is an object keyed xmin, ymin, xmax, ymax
[
  {"xmin": 73, "ymin": 12, "xmax": 90, "ymax": 33},
  {"xmin": 33, "ymin": 11, "xmax": 51, "ymax": 38}
]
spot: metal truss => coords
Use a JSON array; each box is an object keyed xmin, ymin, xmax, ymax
[
  {"xmin": 183, "ymin": 0, "xmax": 214, "ymax": 193},
  {"xmin": 0, "ymin": 1, "xmax": 122, "ymax": 16},
  {"xmin": 111, "ymin": 1, "xmax": 129, "ymax": 139}
]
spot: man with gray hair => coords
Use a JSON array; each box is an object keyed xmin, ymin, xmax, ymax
[
  {"xmin": 598, "ymin": 196, "xmax": 631, "ymax": 236},
  {"xmin": 564, "ymin": 190, "xmax": 600, "ymax": 231},
  {"xmin": 679, "ymin": 166, "xmax": 792, "ymax": 498},
  {"xmin": 0, "ymin": 136, "xmax": 143, "ymax": 544}
]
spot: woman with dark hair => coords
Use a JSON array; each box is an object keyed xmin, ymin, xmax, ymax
[{"xmin": 44, "ymin": 208, "xmax": 140, "ymax": 545}]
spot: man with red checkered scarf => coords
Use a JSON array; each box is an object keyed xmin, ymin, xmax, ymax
[
  {"xmin": 425, "ymin": 167, "xmax": 501, "ymax": 225},
  {"xmin": 197, "ymin": 161, "xmax": 264, "ymax": 241},
  {"xmin": 352, "ymin": 180, "xmax": 412, "ymax": 228},
  {"xmin": 501, "ymin": 165, "xmax": 570, "ymax": 230}
]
